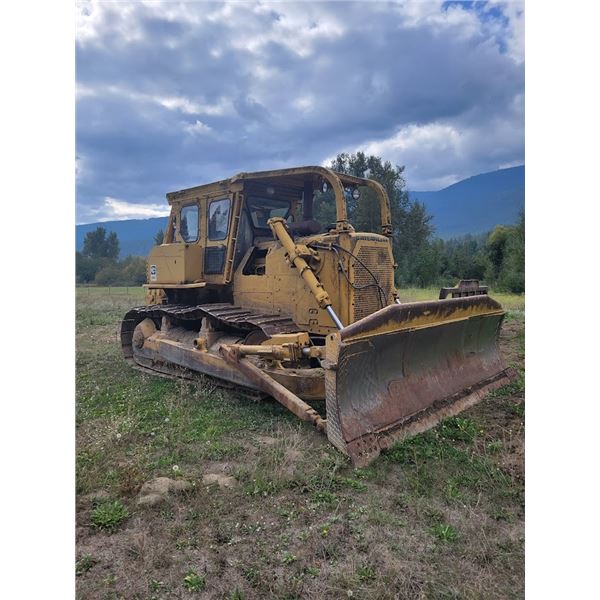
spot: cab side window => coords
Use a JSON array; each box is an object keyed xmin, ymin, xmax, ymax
[
  {"xmin": 208, "ymin": 198, "xmax": 231, "ymax": 240},
  {"xmin": 180, "ymin": 204, "xmax": 199, "ymax": 242}
]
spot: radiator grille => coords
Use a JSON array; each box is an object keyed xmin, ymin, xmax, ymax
[{"xmin": 351, "ymin": 245, "xmax": 394, "ymax": 322}]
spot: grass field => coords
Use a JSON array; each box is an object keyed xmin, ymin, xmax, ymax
[{"xmin": 76, "ymin": 286, "xmax": 524, "ymax": 599}]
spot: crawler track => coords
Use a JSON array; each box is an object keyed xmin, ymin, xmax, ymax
[{"xmin": 120, "ymin": 302, "xmax": 300, "ymax": 395}]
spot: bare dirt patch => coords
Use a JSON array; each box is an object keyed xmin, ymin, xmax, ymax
[
  {"xmin": 136, "ymin": 477, "xmax": 193, "ymax": 506},
  {"xmin": 202, "ymin": 473, "xmax": 238, "ymax": 489}
]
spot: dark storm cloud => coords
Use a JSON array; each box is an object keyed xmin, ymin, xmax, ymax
[{"xmin": 76, "ymin": 0, "xmax": 524, "ymax": 222}]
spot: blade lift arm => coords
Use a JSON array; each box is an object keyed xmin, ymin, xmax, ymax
[
  {"xmin": 219, "ymin": 343, "xmax": 327, "ymax": 433},
  {"xmin": 267, "ymin": 217, "xmax": 344, "ymax": 329}
]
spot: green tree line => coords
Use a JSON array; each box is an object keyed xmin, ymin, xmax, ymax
[
  {"xmin": 76, "ymin": 153, "xmax": 524, "ymax": 293},
  {"xmin": 421, "ymin": 214, "xmax": 524, "ymax": 292},
  {"xmin": 317, "ymin": 152, "xmax": 524, "ymax": 293},
  {"xmin": 76, "ymin": 226, "xmax": 148, "ymax": 286}
]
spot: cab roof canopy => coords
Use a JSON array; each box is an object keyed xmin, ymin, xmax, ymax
[
  {"xmin": 165, "ymin": 166, "xmax": 392, "ymax": 234},
  {"xmin": 167, "ymin": 166, "xmax": 374, "ymax": 201}
]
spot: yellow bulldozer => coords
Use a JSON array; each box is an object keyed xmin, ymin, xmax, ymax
[{"xmin": 121, "ymin": 166, "xmax": 514, "ymax": 466}]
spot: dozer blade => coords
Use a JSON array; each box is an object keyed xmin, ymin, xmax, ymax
[{"xmin": 324, "ymin": 296, "xmax": 516, "ymax": 466}]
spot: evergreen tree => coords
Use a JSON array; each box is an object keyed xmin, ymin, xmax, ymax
[
  {"xmin": 484, "ymin": 225, "xmax": 512, "ymax": 281},
  {"xmin": 497, "ymin": 212, "xmax": 525, "ymax": 293},
  {"xmin": 82, "ymin": 226, "xmax": 120, "ymax": 260},
  {"xmin": 320, "ymin": 151, "xmax": 434, "ymax": 285},
  {"xmin": 154, "ymin": 229, "xmax": 164, "ymax": 245},
  {"xmin": 77, "ymin": 227, "xmax": 120, "ymax": 283}
]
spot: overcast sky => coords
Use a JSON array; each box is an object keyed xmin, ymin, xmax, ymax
[{"xmin": 75, "ymin": 0, "xmax": 524, "ymax": 224}]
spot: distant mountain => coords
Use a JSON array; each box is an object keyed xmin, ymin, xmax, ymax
[
  {"xmin": 409, "ymin": 165, "xmax": 524, "ymax": 238},
  {"xmin": 75, "ymin": 165, "xmax": 524, "ymax": 256},
  {"xmin": 76, "ymin": 217, "xmax": 168, "ymax": 258}
]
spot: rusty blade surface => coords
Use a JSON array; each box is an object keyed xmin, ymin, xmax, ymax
[{"xmin": 325, "ymin": 296, "xmax": 516, "ymax": 467}]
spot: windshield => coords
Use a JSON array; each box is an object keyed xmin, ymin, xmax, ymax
[{"xmin": 246, "ymin": 196, "xmax": 290, "ymax": 229}]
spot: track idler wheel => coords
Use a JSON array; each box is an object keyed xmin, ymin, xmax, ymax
[{"xmin": 132, "ymin": 318, "xmax": 157, "ymax": 350}]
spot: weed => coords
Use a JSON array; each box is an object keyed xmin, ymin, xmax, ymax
[
  {"xmin": 347, "ymin": 505, "xmax": 368, "ymax": 520},
  {"xmin": 425, "ymin": 507, "xmax": 444, "ymax": 523},
  {"xmin": 392, "ymin": 493, "xmax": 410, "ymax": 511},
  {"xmin": 201, "ymin": 440, "xmax": 246, "ymax": 460},
  {"xmin": 278, "ymin": 505, "xmax": 299, "ymax": 521},
  {"xmin": 243, "ymin": 567, "xmax": 260, "ymax": 585},
  {"xmin": 439, "ymin": 417, "xmax": 478, "ymax": 443},
  {"xmin": 282, "ymin": 552, "xmax": 297, "ymax": 564},
  {"xmin": 229, "ymin": 589, "xmax": 244, "ymax": 600},
  {"xmin": 176, "ymin": 538, "xmax": 199, "ymax": 550},
  {"xmin": 244, "ymin": 477, "xmax": 279, "ymax": 497},
  {"xmin": 304, "ymin": 566, "xmax": 319, "ymax": 578},
  {"xmin": 298, "ymin": 530, "xmax": 310, "ymax": 541},
  {"xmin": 90, "ymin": 499, "xmax": 129, "ymax": 532},
  {"xmin": 510, "ymin": 402, "xmax": 525, "ymax": 418},
  {"xmin": 384, "ymin": 431, "xmax": 439, "ymax": 465},
  {"xmin": 445, "ymin": 478, "xmax": 463, "ymax": 502},
  {"xmin": 491, "ymin": 507, "xmax": 514, "ymax": 522},
  {"xmin": 367, "ymin": 507, "xmax": 405, "ymax": 527},
  {"xmin": 213, "ymin": 526, "xmax": 232, "ymax": 545},
  {"xmin": 183, "ymin": 570, "xmax": 206, "ymax": 592},
  {"xmin": 320, "ymin": 542, "xmax": 341, "ymax": 561},
  {"xmin": 187, "ymin": 508, "xmax": 200, "ymax": 521},
  {"xmin": 486, "ymin": 440, "xmax": 504, "ymax": 454},
  {"xmin": 76, "ymin": 555, "xmax": 97, "ymax": 576},
  {"xmin": 338, "ymin": 477, "xmax": 368, "ymax": 491},
  {"xmin": 313, "ymin": 490, "xmax": 338, "ymax": 505},
  {"xmin": 160, "ymin": 508, "xmax": 175, "ymax": 520},
  {"xmin": 431, "ymin": 523, "xmax": 458, "ymax": 542},
  {"xmin": 149, "ymin": 579, "xmax": 166, "ymax": 592},
  {"xmin": 356, "ymin": 563, "xmax": 376, "ymax": 582},
  {"xmin": 488, "ymin": 371, "xmax": 525, "ymax": 398},
  {"xmin": 353, "ymin": 466, "xmax": 379, "ymax": 479}
]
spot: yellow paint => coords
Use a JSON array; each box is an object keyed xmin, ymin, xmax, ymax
[
  {"xmin": 343, "ymin": 302, "xmax": 505, "ymax": 342},
  {"xmin": 147, "ymin": 243, "xmax": 202, "ymax": 285},
  {"xmin": 144, "ymin": 166, "xmax": 491, "ymax": 339}
]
